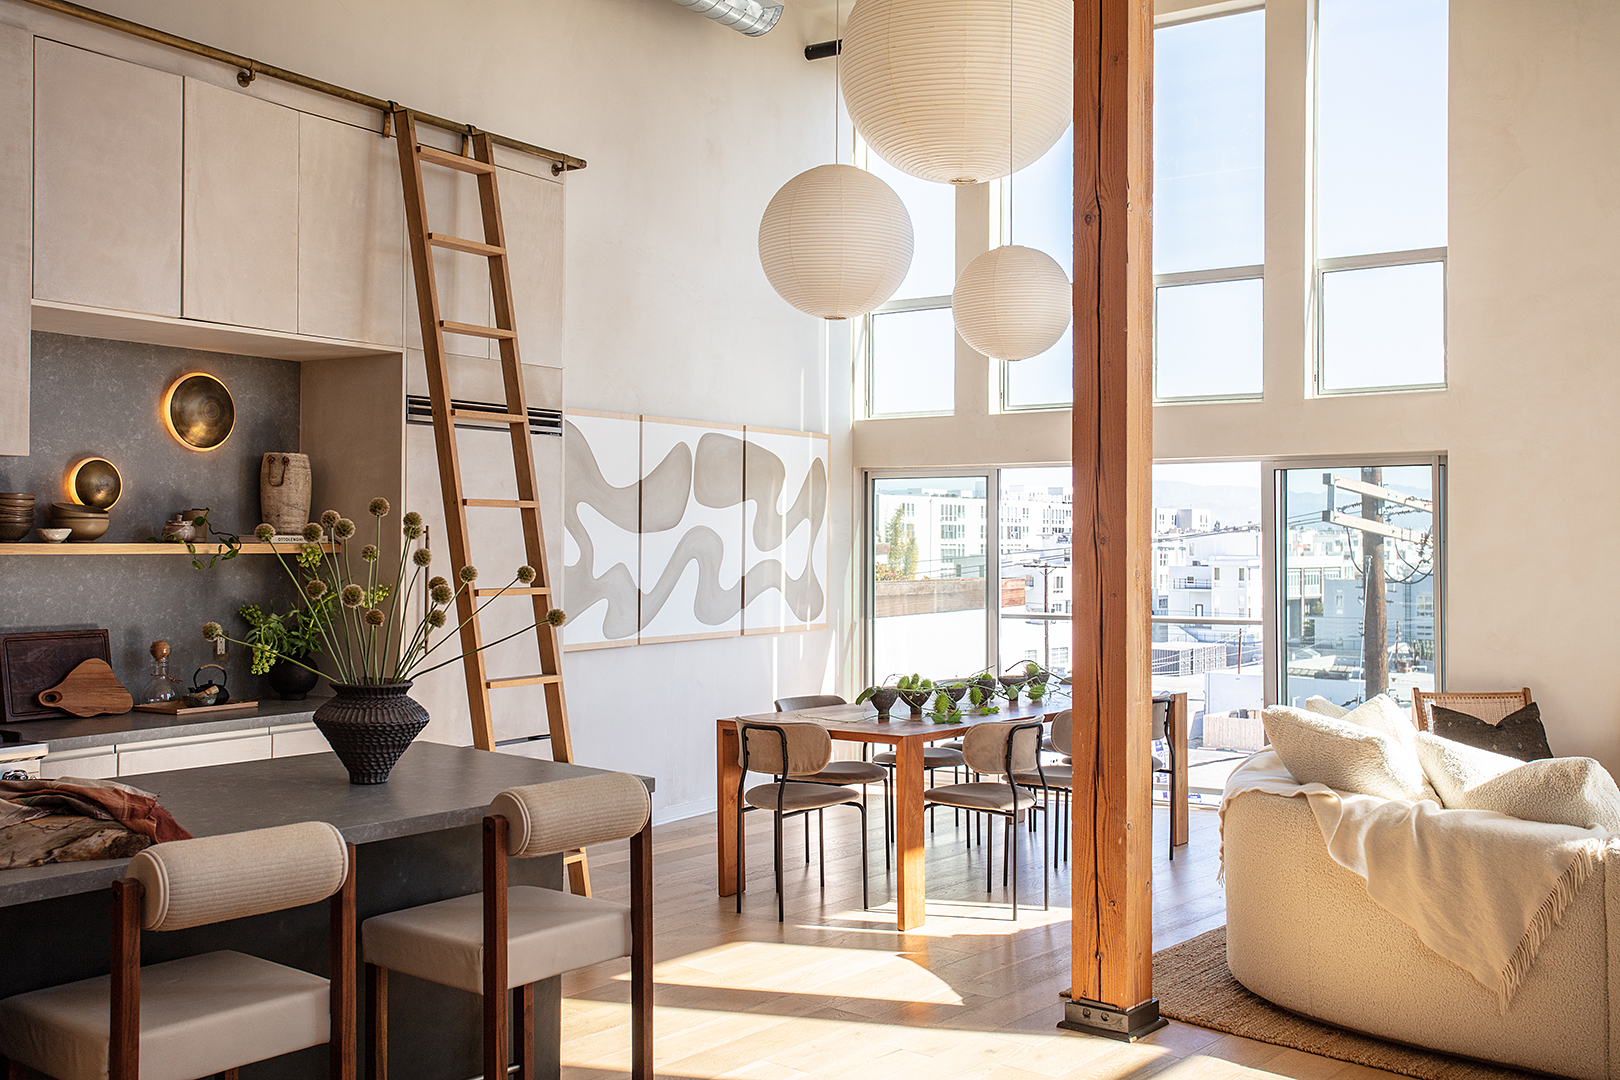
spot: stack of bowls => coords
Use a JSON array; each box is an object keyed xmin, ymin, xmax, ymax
[
  {"xmin": 50, "ymin": 502, "xmax": 110, "ymax": 542},
  {"xmin": 0, "ymin": 493, "xmax": 34, "ymax": 542}
]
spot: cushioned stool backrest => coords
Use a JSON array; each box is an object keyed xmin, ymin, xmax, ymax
[
  {"xmin": 738, "ymin": 721, "xmax": 832, "ymax": 776},
  {"xmin": 489, "ymin": 771, "xmax": 652, "ymax": 858},
  {"xmin": 128, "ymin": 820, "xmax": 349, "ymax": 932},
  {"xmin": 1051, "ymin": 710, "xmax": 1073, "ymax": 756},
  {"xmin": 963, "ymin": 721, "xmax": 1041, "ymax": 776},
  {"xmin": 775, "ymin": 694, "xmax": 846, "ymax": 712}
]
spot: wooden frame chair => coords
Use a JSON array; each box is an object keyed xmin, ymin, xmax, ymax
[
  {"xmin": 737, "ymin": 720, "xmax": 869, "ymax": 922},
  {"xmin": 0, "ymin": 821, "xmax": 355, "ymax": 1080},
  {"xmin": 361, "ymin": 772, "xmax": 653, "ymax": 1080},
  {"xmin": 1412, "ymin": 687, "xmax": 1532, "ymax": 732}
]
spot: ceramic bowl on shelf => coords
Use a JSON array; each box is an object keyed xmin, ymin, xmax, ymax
[
  {"xmin": 54, "ymin": 516, "xmax": 109, "ymax": 542},
  {"xmin": 50, "ymin": 501, "xmax": 108, "ymax": 518},
  {"xmin": 35, "ymin": 528, "xmax": 70, "ymax": 543},
  {"xmin": 0, "ymin": 521, "xmax": 31, "ymax": 542}
]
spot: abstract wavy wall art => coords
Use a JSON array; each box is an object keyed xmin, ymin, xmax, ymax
[{"xmin": 562, "ymin": 411, "xmax": 829, "ymax": 650}]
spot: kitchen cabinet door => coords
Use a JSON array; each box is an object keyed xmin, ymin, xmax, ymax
[
  {"xmin": 496, "ymin": 167, "xmax": 564, "ymax": 369},
  {"xmin": 405, "ymin": 162, "xmax": 491, "ymax": 358},
  {"xmin": 0, "ymin": 25, "xmax": 29, "ymax": 456},
  {"xmin": 183, "ymin": 78, "xmax": 299, "ymax": 332},
  {"xmin": 34, "ymin": 39, "xmax": 182, "ymax": 316},
  {"xmin": 299, "ymin": 113, "xmax": 405, "ymax": 346}
]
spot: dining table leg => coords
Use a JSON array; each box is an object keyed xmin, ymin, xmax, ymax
[
  {"xmin": 717, "ymin": 720, "xmax": 743, "ymax": 897},
  {"xmin": 894, "ymin": 737, "xmax": 926, "ymax": 931},
  {"xmin": 1169, "ymin": 693, "xmax": 1189, "ymax": 849}
]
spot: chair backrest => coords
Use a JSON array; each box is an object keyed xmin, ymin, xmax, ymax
[
  {"xmin": 126, "ymin": 820, "xmax": 349, "ymax": 932},
  {"xmin": 1412, "ymin": 687, "xmax": 1532, "ymax": 732},
  {"xmin": 489, "ymin": 771, "xmax": 652, "ymax": 858},
  {"xmin": 963, "ymin": 721, "xmax": 1043, "ymax": 776},
  {"xmin": 775, "ymin": 694, "xmax": 847, "ymax": 712},
  {"xmin": 1151, "ymin": 698, "xmax": 1170, "ymax": 741},
  {"xmin": 1051, "ymin": 710, "xmax": 1073, "ymax": 756},
  {"xmin": 739, "ymin": 721, "xmax": 832, "ymax": 776}
]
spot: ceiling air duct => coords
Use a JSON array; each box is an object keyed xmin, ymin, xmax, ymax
[{"xmin": 668, "ymin": 0, "xmax": 783, "ymax": 35}]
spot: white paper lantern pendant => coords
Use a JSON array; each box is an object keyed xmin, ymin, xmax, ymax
[
  {"xmin": 952, "ymin": 245, "xmax": 1070, "ymax": 361},
  {"xmin": 839, "ymin": 0, "xmax": 1074, "ymax": 184},
  {"xmin": 758, "ymin": 163, "xmax": 915, "ymax": 320}
]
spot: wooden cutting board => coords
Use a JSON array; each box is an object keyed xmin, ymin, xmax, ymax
[
  {"xmin": 36, "ymin": 659, "xmax": 133, "ymax": 717},
  {"xmin": 0, "ymin": 629, "xmax": 113, "ymax": 723}
]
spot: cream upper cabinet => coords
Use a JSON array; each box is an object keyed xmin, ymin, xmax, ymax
[
  {"xmin": 33, "ymin": 39, "xmax": 182, "ymax": 317},
  {"xmin": 0, "ymin": 25, "xmax": 30, "ymax": 456},
  {"xmin": 183, "ymin": 78, "xmax": 299, "ymax": 332},
  {"xmin": 298, "ymin": 114, "xmax": 405, "ymax": 346},
  {"xmin": 498, "ymin": 167, "xmax": 565, "ymax": 370},
  {"xmin": 405, "ymin": 161, "xmax": 492, "ymax": 359}
]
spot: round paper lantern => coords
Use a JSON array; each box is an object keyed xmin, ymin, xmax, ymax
[
  {"xmin": 839, "ymin": 0, "xmax": 1074, "ymax": 185},
  {"xmin": 758, "ymin": 163, "xmax": 915, "ymax": 320},
  {"xmin": 952, "ymin": 245, "xmax": 1071, "ymax": 361}
]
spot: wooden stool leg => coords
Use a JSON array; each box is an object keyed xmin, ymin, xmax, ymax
[
  {"xmin": 630, "ymin": 819, "xmax": 654, "ymax": 1080},
  {"xmin": 513, "ymin": 984, "xmax": 534, "ymax": 1080},
  {"xmin": 5, "ymin": 1057, "xmax": 28, "ymax": 1080},
  {"xmin": 365, "ymin": 965, "xmax": 387, "ymax": 1080},
  {"xmin": 217, "ymin": 1070, "xmax": 240, "ymax": 1080}
]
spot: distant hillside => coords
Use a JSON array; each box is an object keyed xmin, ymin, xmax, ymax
[{"xmin": 1152, "ymin": 481, "xmax": 1262, "ymax": 529}]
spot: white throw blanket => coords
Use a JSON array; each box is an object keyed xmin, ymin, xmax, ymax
[{"xmin": 1223, "ymin": 751, "xmax": 1609, "ymax": 1009}]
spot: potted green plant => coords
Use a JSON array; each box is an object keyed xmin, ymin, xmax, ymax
[
  {"xmin": 964, "ymin": 680, "xmax": 1000, "ymax": 715},
  {"xmin": 895, "ymin": 673, "xmax": 934, "ymax": 716},
  {"xmin": 854, "ymin": 682, "xmax": 902, "ymax": 721},
  {"xmin": 204, "ymin": 500, "xmax": 566, "ymax": 784},
  {"xmin": 927, "ymin": 691, "xmax": 963, "ymax": 724},
  {"xmin": 239, "ymin": 601, "xmax": 331, "ymax": 700}
]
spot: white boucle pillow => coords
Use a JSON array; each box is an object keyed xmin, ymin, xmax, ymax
[
  {"xmin": 1412, "ymin": 731, "xmax": 1522, "ymax": 807},
  {"xmin": 1338, "ymin": 695, "xmax": 1439, "ymax": 802},
  {"xmin": 1261, "ymin": 705, "xmax": 1434, "ymax": 802},
  {"xmin": 1438, "ymin": 754, "xmax": 1620, "ymax": 835},
  {"xmin": 1303, "ymin": 696, "xmax": 1349, "ymax": 719}
]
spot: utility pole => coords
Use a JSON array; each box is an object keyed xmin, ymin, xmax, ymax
[{"xmin": 1361, "ymin": 467, "xmax": 1388, "ymax": 698}]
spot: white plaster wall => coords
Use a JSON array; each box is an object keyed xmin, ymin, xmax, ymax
[
  {"xmin": 76, "ymin": 0, "xmax": 848, "ymax": 820},
  {"xmin": 855, "ymin": 0, "xmax": 1620, "ymax": 771}
]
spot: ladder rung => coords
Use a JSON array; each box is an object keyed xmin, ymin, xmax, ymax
[
  {"xmin": 449, "ymin": 409, "xmax": 527, "ymax": 424},
  {"xmin": 417, "ymin": 144, "xmax": 496, "ymax": 174},
  {"xmin": 429, "ymin": 232, "xmax": 505, "ymax": 257},
  {"xmin": 487, "ymin": 674, "xmax": 563, "ymax": 690},
  {"xmin": 464, "ymin": 499, "xmax": 539, "ymax": 508},
  {"xmin": 440, "ymin": 320, "xmax": 515, "ymax": 340},
  {"xmin": 474, "ymin": 587, "xmax": 551, "ymax": 597}
]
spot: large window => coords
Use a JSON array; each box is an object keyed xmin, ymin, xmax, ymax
[
  {"xmin": 870, "ymin": 476, "xmax": 989, "ymax": 678},
  {"xmin": 998, "ymin": 467, "xmax": 1073, "ymax": 674},
  {"xmin": 1315, "ymin": 0, "xmax": 1448, "ymax": 393},
  {"xmin": 864, "ymin": 150, "xmax": 957, "ymax": 418},
  {"xmin": 1273, "ymin": 457, "xmax": 1444, "ymax": 708},
  {"xmin": 1001, "ymin": 127, "xmax": 1074, "ymax": 411},
  {"xmin": 1154, "ymin": 9, "xmax": 1265, "ymax": 402}
]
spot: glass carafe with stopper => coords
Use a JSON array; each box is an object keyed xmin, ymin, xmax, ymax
[{"xmin": 139, "ymin": 640, "xmax": 180, "ymax": 705}]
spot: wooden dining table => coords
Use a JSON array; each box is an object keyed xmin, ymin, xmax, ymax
[{"xmin": 715, "ymin": 692, "xmax": 1188, "ymax": 931}]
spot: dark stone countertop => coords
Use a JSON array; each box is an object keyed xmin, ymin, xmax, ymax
[
  {"xmin": 0, "ymin": 699, "xmax": 321, "ymax": 752},
  {"xmin": 0, "ymin": 742, "xmax": 654, "ymax": 908}
]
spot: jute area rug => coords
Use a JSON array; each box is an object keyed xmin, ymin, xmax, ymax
[{"xmin": 1154, "ymin": 928, "xmax": 1550, "ymax": 1080}]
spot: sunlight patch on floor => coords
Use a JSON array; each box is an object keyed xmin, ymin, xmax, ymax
[{"xmin": 643, "ymin": 940, "xmax": 963, "ymax": 1004}]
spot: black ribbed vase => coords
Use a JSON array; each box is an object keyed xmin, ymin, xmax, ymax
[{"xmin": 313, "ymin": 682, "xmax": 430, "ymax": 784}]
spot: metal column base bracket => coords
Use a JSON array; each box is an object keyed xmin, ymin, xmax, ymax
[{"xmin": 1058, "ymin": 997, "xmax": 1167, "ymax": 1042}]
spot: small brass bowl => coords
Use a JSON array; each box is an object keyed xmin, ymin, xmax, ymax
[
  {"xmin": 66, "ymin": 457, "xmax": 122, "ymax": 510},
  {"xmin": 163, "ymin": 372, "xmax": 235, "ymax": 451}
]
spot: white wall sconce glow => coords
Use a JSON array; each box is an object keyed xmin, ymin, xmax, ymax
[
  {"xmin": 952, "ymin": 245, "xmax": 1071, "ymax": 361},
  {"xmin": 758, "ymin": 163, "xmax": 915, "ymax": 320},
  {"xmin": 838, "ymin": 0, "xmax": 1074, "ymax": 185}
]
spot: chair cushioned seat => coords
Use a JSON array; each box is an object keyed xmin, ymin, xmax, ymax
[
  {"xmin": 363, "ymin": 886, "xmax": 631, "ymax": 996},
  {"xmin": 1013, "ymin": 765, "xmax": 1072, "ymax": 790},
  {"xmin": 793, "ymin": 760, "xmax": 888, "ymax": 785},
  {"xmin": 0, "ymin": 951, "xmax": 328, "ymax": 1080},
  {"xmin": 743, "ymin": 782, "xmax": 861, "ymax": 813},
  {"xmin": 924, "ymin": 782, "xmax": 1038, "ymax": 813},
  {"xmin": 873, "ymin": 748, "xmax": 965, "ymax": 769}
]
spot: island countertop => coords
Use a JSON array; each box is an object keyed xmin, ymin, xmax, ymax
[{"xmin": 0, "ymin": 741, "xmax": 653, "ymax": 907}]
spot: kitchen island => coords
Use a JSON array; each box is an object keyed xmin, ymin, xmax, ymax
[{"xmin": 0, "ymin": 742, "xmax": 651, "ymax": 1080}]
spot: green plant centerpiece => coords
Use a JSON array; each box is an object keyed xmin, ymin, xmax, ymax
[
  {"xmin": 895, "ymin": 673, "xmax": 933, "ymax": 716},
  {"xmin": 927, "ymin": 691, "xmax": 963, "ymax": 725},
  {"xmin": 203, "ymin": 499, "xmax": 565, "ymax": 783},
  {"xmin": 239, "ymin": 601, "xmax": 330, "ymax": 700},
  {"xmin": 854, "ymin": 681, "xmax": 902, "ymax": 721}
]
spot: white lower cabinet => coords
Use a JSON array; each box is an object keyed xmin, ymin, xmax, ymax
[
  {"xmin": 40, "ymin": 746, "xmax": 118, "ymax": 781},
  {"xmin": 115, "ymin": 729, "xmax": 273, "ymax": 777},
  {"xmin": 270, "ymin": 722, "xmax": 332, "ymax": 758}
]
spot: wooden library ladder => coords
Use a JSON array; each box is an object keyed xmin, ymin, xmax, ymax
[{"xmin": 391, "ymin": 108, "xmax": 589, "ymax": 896}]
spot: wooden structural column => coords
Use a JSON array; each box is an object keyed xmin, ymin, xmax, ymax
[{"xmin": 1063, "ymin": 0, "xmax": 1162, "ymax": 1042}]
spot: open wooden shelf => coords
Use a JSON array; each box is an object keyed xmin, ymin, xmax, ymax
[{"xmin": 0, "ymin": 543, "xmax": 335, "ymax": 556}]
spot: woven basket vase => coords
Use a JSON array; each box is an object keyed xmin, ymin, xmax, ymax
[{"xmin": 313, "ymin": 682, "xmax": 429, "ymax": 784}]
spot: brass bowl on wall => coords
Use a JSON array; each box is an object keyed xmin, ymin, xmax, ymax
[
  {"xmin": 66, "ymin": 457, "xmax": 122, "ymax": 509},
  {"xmin": 163, "ymin": 372, "xmax": 235, "ymax": 451}
]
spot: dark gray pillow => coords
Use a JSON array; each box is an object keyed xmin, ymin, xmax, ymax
[{"xmin": 1430, "ymin": 702, "xmax": 1553, "ymax": 762}]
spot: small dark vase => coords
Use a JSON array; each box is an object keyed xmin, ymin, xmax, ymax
[
  {"xmin": 313, "ymin": 682, "xmax": 429, "ymax": 784},
  {"xmin": 868, "ymin": 686, "xmax": 900, "ymax": 721},
  {"xmin": 266, "ymin": 654, "xmax": 320, "ymax": 700},
  {"xmin": 940, "ymin": 683, "xmax": 968, "ymax": 705},
  {"xmin": 998, "ymin": 674, "xmax": 1029, "ymax": 701},
  {"xmin": 899, "ymin": 688, "xmax": 932, "ymax": 716}
]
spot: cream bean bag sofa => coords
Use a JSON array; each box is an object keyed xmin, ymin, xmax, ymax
[{"xmin": 1223, "ymin": 698, "xmax": 1620, "ymax": 1080}]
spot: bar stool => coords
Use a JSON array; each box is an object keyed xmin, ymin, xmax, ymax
[
  {"xmin": 361, "ymin": 772, "xmax": 652, "ymax": 1080},
  {"xmin": 0, "ymin": 821, "xmax": 355, "ymax": 1080},
  {"xmin": 774, "ymin": 695, "xmax": 892, "ymax": 868}
]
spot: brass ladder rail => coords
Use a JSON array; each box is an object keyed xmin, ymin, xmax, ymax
[{"xmin": 393, "ymin": 108, "xmax": 589, "ymax": 896}]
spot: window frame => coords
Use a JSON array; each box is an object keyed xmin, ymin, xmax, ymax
[
  {"xmin": 864, "ymin": 296, "xmax": 958, "ymax": 419},
  {"xmin": 1151, "ymin": 264, "xmax": 1267, "ymax": 404}
]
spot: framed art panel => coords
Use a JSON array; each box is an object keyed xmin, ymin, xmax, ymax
[
  {"xmin": 562, "ymin": 410, "xmax": 641, "ymax": 650},
  {"xmin": 639, "ymin": 417, "xmax": 745, "ymax": 643},
  {"xmin": 742, "ymin": 426, "xmax": 830, "ymax": 634}
]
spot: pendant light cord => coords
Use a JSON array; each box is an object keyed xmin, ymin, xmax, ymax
[
  {"xmin": 1007, "ymin": 0, "xmax": 1014, "ymax": 242},
  {"xmin": 834, "ymin": 0, "xmax": 841, "ymax": 164}
]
